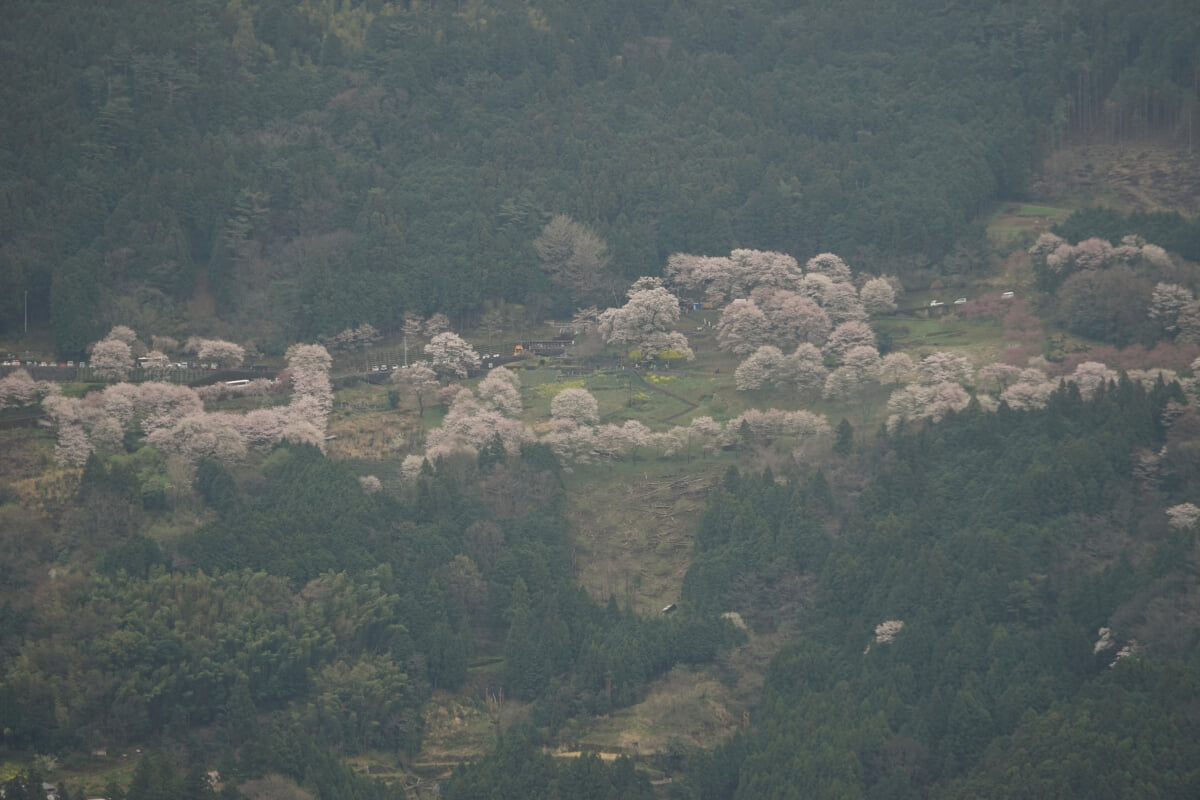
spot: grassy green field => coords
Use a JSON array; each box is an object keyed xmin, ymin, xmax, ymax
[{"xmin": 984, "ymin": 201, "xmax": 1071, "ymax": 249}]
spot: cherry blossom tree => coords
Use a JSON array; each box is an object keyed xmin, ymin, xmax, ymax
[
  {"xmin": 1000, "ymin": 376, "xmax": 1057, "ymax": 410},
  {"xmin": 876, "ymin": 352, "xmax": 915, "ymax": 385},
  {"xmin": 477, "ymin": 367, "xmax": 522, "ymax": 417},
  {"xmin": 280, "ymin": 418, "xmax": 325, "ymax": 450},
  {"xmin": 805, "ymin": 253, "xmax": 853, "ymax": 283},
  {"xmin": 1028, "ymin": 232, "xmax": 1066, "ymax": 268},
  {"xmin": 533, "ymin": 214, "xmax": 615, "ymax": 303},
  {"xmin": 1150, "ymin": 283, "xmax": 1194, "ymax": 336},
  {"xmin": 99, "ymin": 382, "xmax": 141, "ymax": 428},
  {"xmin": 1045, "ymin": 241, "xmax": 1074, "ymax": 273},
  {"xmin": 786, "ymin": 343, "xmax": 829, "ymax": 396},
  {"xmin": 822, "ymin": 282, "xmax": 868, "ymax": 325},
  {"xmin": 1126, "ymin": 368, "xmax": 1178, "ymax": 390},
  {"xmin": 753, "ymin": 289, "xmax": 831, "ymax": 346},
  {"xmin": 729, "ymin": 249, "xmax": 803, "ymax": 292},
  {"xmin": 823, "ymin": 346, "xmax": 880, "ymax": 403},
  {"xmin": 424, "ymin": 313, "xmax": 451, "ymax": 337},
  {"xmin": 735, "ymin": 345, "xmax": 787, "ymax": 391},
  {"xmin": 196, "ymin": 338, "xmax": 246, "ymax": 368},
  {"xmin": 400, "ymin": 454, "xmax": 427, "ymax": 483},
  {"xmin": 590, "ymin": 420, "xmax": 653, "ymax": 461},
  {"xmin": 284, "ymin": 343, "xmax": 333, "ymax": 436},
  {"xmin": 236, "ymin": 407, "xmax": 287, "ymax": 448},
  {"xmin": 916, "ymin": 351, "xmax": 974, "ymax": 386},
  {"xmin": 359, "ymin": 475, "xmax": 383, "ymax": 494},
  {"xmin": 571, "ymin": 306, "xmax": 602, "ymax": 333},
  {"xmin": 650, "ymin": 428, "xmax": 688, "ymax": 459},
  {"xmin": 147, "ymin": 413, "xmax": 247, "ymax": 464},
  {"xmin": 425, "ymin": 332, "xmax": 481, "ymax": 379},
  {"xmin": 799, "ymin": 273, "xmax": 834, "ymax": 305},
  {"xmin": 393, "ymin": 363, "xmax": 439, "ymax": 415},
  {"xmin": 328, "ymin": 323, "xmax": 381, "ymax": 352},
  {"xmin": 1068, "ymin": 361, "xmax": 1118, "ymax": 398},
  {"xmin": 666, "ymin": 249, "xmax": 805, "ymax": 301},
  {"xmin": 286, "ymin": 393, "xmax": 332, "ymax": 435},
  {"xmin": 823, "ymin": 321, "xmax": 877, "ymax": 363},
  {"xmin": 1141, "ymin": 243, "xmax": 1172, "ymax": 269},
  {"xmin": 860, "ymin": 277, "xmax": 897, "ymax": 315},
  {"xmin": 426, "ymin": 392, "xmax": 530, "ymax": 457},
  {"xmin": 90, "ymin": 337, "xmax": 134, "ymax": 381},
  {"xmin": 541, "ymin": 418, "xmax": 597, "ymax": 467},
  {"xmin": 886, "ymin": 381, "xmax": 970, "ymax": 431},
  {"xmin": 976, "ymin": 362, "xmax": 1024, "ymax": 394},
  {"xmin": 286, "ymin": 342, "xmax": 333, "ymax": 375},
  {"xmin": 551, "ymin": 387, "xmax": 599, "ymax": 425},
  {"xmin": 716, "ymin": 299, "xmax": 771, "ymax": 357},
  {"xmin": 88, "ymin": 414, "xmax": 125, "ymax": 451},
  {"xmin": 136, "ymin": 382, "xmax": 204, "ymax": 434},
  {"xmin": 596, "ymin": 280, "xmax": 693, "ymax": 360},
  {"xmin": 105, "ymin": 325, "xmax": 139, "ymax": 345},
  {"xmin": 1073, "ymin": 237, "xmax": 1115, "ymax": 270},
  {"xmin": 1177, "ymin": 301, "xmax": 1200, "ymax": 346},
  {"xmin": 0, "ymin": 369, "xmax": 37, "ymax": 409},
  {"xmin": 1166, "ymin": 503, "xmax": 1200, "ymax": 529},
  {"xmin": 687, "ymin": 416, "xmax": 724, "ymax": 455},
  {"xmin": 0, "ymin": 369, "xmax": 59, "ymax": 409},
  {"xmin": 729, "ymin": 408, "xmax": 830, "ymax": 440},
  {"xmin": 151, "ymin": 335, "xmax": 179, "ymax": 354},
  {"xmin": 617, "ymin": 419, "xmax": 652, "ymax": 458},
  {"xmin": 55, "ymin": 422, "xmax": 94, "ymax": 466},
  {"xmin": 664, "ymin": 253, "xmax": 733, "ymax": 299},
  {"xmin": 591, "ymin": 423, "xmax": 626, "ymax": 461},
  {"xmin": 43, "ymin": 393, "xmax": 107, "ymax": 465},
  {"xmin": 437, "ymin": 383, "xmax": 467, "ymax": 408}
]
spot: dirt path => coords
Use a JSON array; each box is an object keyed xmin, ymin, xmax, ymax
[{"xmin": 625, "ymin": 369, "xmax": 699, "ymax": 423}]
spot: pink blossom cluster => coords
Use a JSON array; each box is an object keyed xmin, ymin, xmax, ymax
[
  {"xmin": 886, "ymin": 381, "xmax": 971, "ymax": 432},
  {"xmin": 325, "ymin": 323, "xmax": 382, "ymax": 352},
  {"xmin": 0, "ymin": 369, "xmax": 61, "ymax": 409},
  {"xmin": 727, "ymin": 408, "xmax": 831, "ymax": 439}
]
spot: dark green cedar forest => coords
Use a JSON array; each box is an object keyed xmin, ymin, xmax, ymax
[
  {"xmin": 4, "ymin": 0, "xmax": 1200, "ymax": 799},
  {"xmin": 2, "ymin": 0, "xmax": 1198, "ymax": 352}
]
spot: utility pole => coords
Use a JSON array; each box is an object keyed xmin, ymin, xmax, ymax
[{"xmin": 24, "ymin": 290, "xmax": 28, "ymax": 333}]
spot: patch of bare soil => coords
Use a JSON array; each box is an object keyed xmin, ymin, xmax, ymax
[
  {"xmin": 565, "ymin": 464, "xmax": 721, "ymax": 616},
  {"xmin": 324, "ymin": 407, "xmax": 418, "ymax": 461},
  {"xmin": 1032, "ymin": 140, "xmax": 1200, "ymax": 213},
  {"xmin": 416, "ymin": 690, "xmax": 529, "ymax": 769}
]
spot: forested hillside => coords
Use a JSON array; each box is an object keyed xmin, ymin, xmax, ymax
[
  {"xmin": 2, "ymin": 0, "xmax": 1198, "ymax": 353},
  {"xmin": 4, "ymin": 1, "xmax": 1200, "ymax": 798},
  {"xmin": 674, "ymin": 381, "xmax": 1200, "ymax": 798}
]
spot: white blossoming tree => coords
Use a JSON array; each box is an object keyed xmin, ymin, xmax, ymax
[
  {"xmin": 393, "ymin": 363, "xmax": 440, "ymax": 416},
  {"xmin": 477, "ymin": 367, "xmax": 523, "ymax": 417},
  {"xmin": 735, "ymin": 345, "xmax": 787, "ymax": 392},
  {"xmin": 90, "ymin": 337, "xmax": 134, "ymax": 381},
  {"xmin": 425, "ymin": 332, "xmax": 481, "ymax": 379},
  {"xmin": 860, "ymin": 277, "xmax": 898, "ymax": 315},
  {"xmin": 551, "ymin": 387, "xmax": 599, "ymax": 426},
  {"xmin": 596, "ymin": 280, "xmax": 693, "ymax": 361}
]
